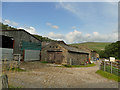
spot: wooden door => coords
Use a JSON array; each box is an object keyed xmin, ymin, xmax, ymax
[
  {"xmin": 55, "ymin": 52, "xmax": 63, "ymax": 64},
  {"xmin": 47, "ymin": 51, "xmax": 63, "ymax": 64},
  {"xmin": 47, "ymin": 52, "xmax": 55, "ymax": 63}
]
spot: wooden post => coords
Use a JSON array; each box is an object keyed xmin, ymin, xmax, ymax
[
  {"xmin": 99, "ymin": 62, "xmax": 101, "ymax": 70},
  {"xmin": 111, "ymin": 62, "xmax": 112, "ymax": 73},
  {"xmin": 104, "ymin": 61, "xmax": 105, "ymax": 71},
  {"xmin": 2, "ymin": 75, "xmax": 8, "ymax": 88},
  {"xmin": 70, "ymin": 58, "xmax": 72, "ymax": 65},
  {"xmin": 22, "ymin": 50, "xmax": 25, "ymax": 61},
  {"xmin": 19, "ymin": 54, "xmax": 21, "ymax": 65}
]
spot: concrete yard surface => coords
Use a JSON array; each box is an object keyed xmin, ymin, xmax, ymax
[{"xmin": 7, "ymin": 61, "xmax": 118, "ymax": 88}]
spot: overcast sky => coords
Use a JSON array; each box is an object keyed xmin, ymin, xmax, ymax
[{"xmin": 2, "ymin": 1, "xmax": 118, "ymax": 43}]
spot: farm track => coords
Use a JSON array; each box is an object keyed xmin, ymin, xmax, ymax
[{"xmin": 7, "ymin": 61, "xmax": 118, "ymax": 88}]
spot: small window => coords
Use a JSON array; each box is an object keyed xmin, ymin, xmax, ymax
[
  {"xmin": 50, "ymin": 46, "xmax": 51, "ymax": 48},
  {"xmin": 56, "ymin": 46, "xmax": 58, "ymax": 48},
  {"xmin": 53, "ymin": 46, "xmax": 54, "ymax": 48}
]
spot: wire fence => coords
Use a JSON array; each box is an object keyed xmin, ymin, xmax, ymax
[{"xmin": 100, "ymin": 61, "xmax": 120, "ymax": 76}]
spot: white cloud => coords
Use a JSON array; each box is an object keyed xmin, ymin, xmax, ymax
[
  {"xmin": 52, "ymin": 25, "xmax": 59, "ymax": 29},
  {"xmin": 72, "ymin": 26, "xmax": 76, "ymax": 29},
  {"xmin": 3, "ymin": 19, "xmax": 11, "ymax": 24},
  {"xmin": 17, "ymin": 26, "xmax": 37, "ymax": 34},
  {"xmin": 46, "ymin": 22, "xmax": 59, "ymax": 29},
  {"xmin": 3, "ymin": 19, "xmax": 18, "ymax": 27},
  {"xmin": 86, "ymin": 34, "xmax": 91, "ymax": 37},
  {"xmin": 47, "ymin": 30, "xmax": 118, "ymax": 43},
  {"xmin": 0, "ymin": 17, "xmax": 2, "ymax": 22},
  {"xmin": 2, "ymin": 19, "xmax": 37, "ymax": 34},
  {"xmin": 46, "ymin": 22, "xmax": 52, "ymax": 26},
  {"xmin": 56, "ymin": 2, "xmax": 117, "ymax": 23},
  {"xmin": 48, "ymin": 32, "xmax": 64, "ymax": 39},
  {"xmin": 93, "ymin": 32, "xmax": 99, "ymax": 36},
  {"xmin": 66, "ymin": 30, "xmax": 82, "ymax": 43}
]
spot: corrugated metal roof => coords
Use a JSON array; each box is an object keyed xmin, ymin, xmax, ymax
[
  {"xmin": 1, "ymin": 30, "xmax": 41, "ymax": 42},
  {"xmin": 43, "ymin": 41, "xmax": 89, "ymax": 54},
  {"xmin": 60, "ymin": 44, "xmax": 89, "ymax": 54}
]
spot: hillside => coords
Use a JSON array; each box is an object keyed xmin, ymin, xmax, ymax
[
  {"xmin": 33, "ymin": 34, "xmax": 55, "ymax": 42},
  {"xmin": 70, "ymin": 42, "xmax": 111, "ymax": 51},
  {"xmin": 1, "ymin": 22, "xmax": 53, "ymax": 42}
]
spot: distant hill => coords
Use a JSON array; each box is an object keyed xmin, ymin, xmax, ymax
[
  {"xmin": 33, "ymin": 34, "xmax": 55, "ymax": 42},
  {"xmin": 70, "ymin": 42, "xmax": 111, "ymax": 51}
]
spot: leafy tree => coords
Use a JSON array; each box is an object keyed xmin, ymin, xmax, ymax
[
  {"xmin": 104, "ymin": 41, "xmax": 120, "ymax": 59},
  {"xmin": 98, "ymin": 41, "xmax": 120, "ymax": 59}
]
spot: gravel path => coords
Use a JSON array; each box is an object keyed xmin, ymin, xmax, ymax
[{"xmin": 7, "ymin": 61, "xmax": 118, "ymax": 88}]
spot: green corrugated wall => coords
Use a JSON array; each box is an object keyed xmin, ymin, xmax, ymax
[{"xmin": 21, "ymin": 41, "xmax": 41, "ymax": 50}]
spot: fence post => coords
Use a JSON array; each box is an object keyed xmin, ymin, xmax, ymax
[
  {"xmin": 104, "ymin": 61, "xmax": 105, "ymax": 71},
  {"xmin": 70, "ymin": 58, "xmax": 72, "ymax": 65},
  {"xmin": 99, "ymin": 61, "xmax": 101, "ymax": 70},
  {"xmin": 18, "ymin": 54, "xmax": 21, "ymax": 66},
  {"xmin": 2, "ymin": 75, "xmax": 8, "ymax": 88},
  {"xmin": 111, "ymin": 62, "xmax": 112, "ymax": 73}
]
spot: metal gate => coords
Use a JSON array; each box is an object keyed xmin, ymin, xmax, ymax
[
  {"xmin": 1, "ymin": 48, "xmax": 13, "ymax": 60},
  {"xmin": 24, "ymin": 50, "xmax": 40, "ymax": 61}
]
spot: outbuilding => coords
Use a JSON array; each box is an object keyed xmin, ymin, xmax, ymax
[
  {"xmin": 41, "ymin": 41, "xmax": 89, "ymax": 65},
  {"xmin": 1, "ymin": 29, "xmax": 41, "ymax": 61}
]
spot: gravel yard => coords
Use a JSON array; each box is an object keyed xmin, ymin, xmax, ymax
[{"xmin": 7, "ymin": 61, "xmax": 118, "ymax": 88}]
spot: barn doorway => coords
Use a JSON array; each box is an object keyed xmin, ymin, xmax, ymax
[
  {"xmin": 1, "ymin": 35, "xmax": 14, "ymax": 60},
  {"xmin": 1, "ymin": 35, "xmax": 14, "ymax": 49},
  {"xmin": 21, "ymin": 41, "xmax": 41, "ymax": 61},
  {"xmin": 47, "ymin": 51, "xmax": 63, "ymax": 64}
]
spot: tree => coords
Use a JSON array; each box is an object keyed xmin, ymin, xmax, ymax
[{"xmin": 104, "ymin": 41, "xmax": 120, "ymax": 59}]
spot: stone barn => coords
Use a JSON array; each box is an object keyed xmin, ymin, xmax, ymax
[
  {"xmin": 41, "ymin": 41, "xmax": 89, "ymax": 65},
  {"xmin": 75, "ymin": 46, "xmax": 99, "ymax": 60},
  {"xmin": 1, "ymin": 29, "xmax": 41, "ymax": 61}
]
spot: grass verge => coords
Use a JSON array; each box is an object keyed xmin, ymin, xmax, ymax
[
  {"xmin": 96, "ymin": 70, "xmax": 120, "ymax": 82},
  {"xmin": 8, "ymin": 67, "xmax": 26, "ymax": 72},
  {"xmin": 8, "ymin": 85, "xmax": 22, "ymax": 89},
  {"xmin": 40, "ymin": 61, "xmax": 49, "ymax": 63},
  {"xmin": 63, "ymin": 63, "xmax": 96, "ymax": 68}
]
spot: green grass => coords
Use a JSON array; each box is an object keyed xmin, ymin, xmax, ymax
[
  {"xmin": 8, "ymin": 85, "xmax": 22, "ymax": 89},
  {"xmin": 70, "ymin": 42, "xmax": 111, "ymax": 51},
  {"xmin": 8, "ymin": 67, "xmax": 26, "ymax": 72},
  {"xmin": 40, "ymin": 61, "xmax": 49, "ymax": 63},
  {"xmin": 100, "ymin": 65, "xmax": 120, "ymax": 76},
  {"xmin": 96, "ymin": 70, "xmax": 120, "ymax": 82},
  {"xmin": 63, "ymin": 63, "xmax": 96, "ymax": 68}
]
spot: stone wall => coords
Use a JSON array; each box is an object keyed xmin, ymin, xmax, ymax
[
  {"xmin": 67, "ymin": 52, "xmax": 89, "ymax": 65},
  {"xmin": 41, "ymin": 42, "xmax": 89, "ymax": 65},
  {"xmin": 41, "ymin": 43, "xmax": 67, "ymax": 64}
]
